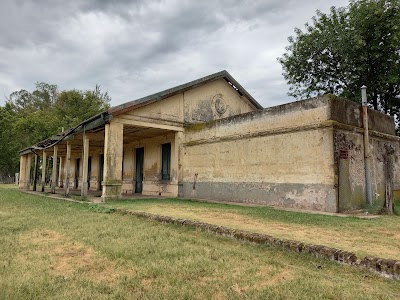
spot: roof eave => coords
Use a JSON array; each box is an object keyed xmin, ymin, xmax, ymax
[{"xmin": 19, "ymin": 111, "xmax": 111, "ymax": 155}]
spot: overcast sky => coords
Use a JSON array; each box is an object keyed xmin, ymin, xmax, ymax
[{"xmin": 0, "ymin": 0, "xmax": 350, "ymax": 108}]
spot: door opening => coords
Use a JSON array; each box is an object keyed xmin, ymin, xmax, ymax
[
  {"xmin": 135, "ymin": 148, "xmax": 144, "ymax": 193},
  {"xmin": 87, "ymin": 156, "xmax": 92, "ymax": 189},
  {"xmin": 75, "ymin": 158, "xmax": 80, "ymax": 189},
  {"xmin": 99, "ymin": 154, "xmax": 104, "ymax": 191}
]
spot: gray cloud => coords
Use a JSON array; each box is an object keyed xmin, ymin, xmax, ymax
[{"xmin": 0, "ymin": 0, "xmax": 349, "ymax": 107}]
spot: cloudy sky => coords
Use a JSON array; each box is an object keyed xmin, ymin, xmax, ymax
[{"xmin": 0, "ymin": 0, "xmax": 349, "ymax": 108}]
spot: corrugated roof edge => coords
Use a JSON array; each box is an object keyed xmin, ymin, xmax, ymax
[
  {"xmin": 19, "ymin": 111, "xmax": 110, "ymax": 155},
  {"xmin": 108, "ymin": 70, "xmax": 263, "ymax": 116}
]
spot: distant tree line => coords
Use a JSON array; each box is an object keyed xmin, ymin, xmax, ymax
[{"xmin": 0, "ymin": 83, "xmax": 110, "ymax": 181}]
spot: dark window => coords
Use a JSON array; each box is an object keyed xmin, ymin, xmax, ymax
[{"xmin": 161, "ymin": 143, "xmax": 171, "ymax": 180}]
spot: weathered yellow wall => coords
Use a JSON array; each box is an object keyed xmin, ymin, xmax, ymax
[
  {"xmin": 182, "ymin": 96, "xmax": 337, "ymax": 211},
  {"xmin": 68, "ymin": 157, "xmax": 76, "ymax": 189},
  {"xmin": 333, "ymin": 129, "xmax": 400, "ymax": 211},
  {"xmin": 89, "ymin": 152, "xmax": 100, "ymax": 191},
  {"xmin": 57, "ymin": 149, "xmax": 103, "ymax": 191},
  {"xmin": 184, "ymin": 98, "xmax": 330, "ymax": 145},
  {"xmin": 122, "ymin": 132, "xmax": 178, "ymax": 196},
  {"xmin": 334, "ymin": 130, "xmax": 366, "ymax": 211},
  {"xmin": 183, "ymin": 126, "xmax": 336, "ymax": 211},
  {"xmin": 183, "ymin": 78, "xmax": 255, "ymax": 122},
  {"xmin": 180, "ymin": 95, "xmax": 399, "ymax": 212},
  {"xmin": 184, "ymin": 129, "xmax": 334, "ymax": 184},
  {"xmin": 124, "ymin": 94, "xmax": 184, "ymax": 123},
  {"xmin": 114, "ymin": 78, "xmax": 257, "ymax": 197},
  {"xmin": 120, "ymin": 78, "xmax": 256, "ymax": 125},
  {"xmin": 122, "ymin": 147, "xmax": 134, "ymax": 194}
]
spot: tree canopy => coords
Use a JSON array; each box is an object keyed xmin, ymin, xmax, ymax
[
  {"xmin": 279, "ymin": 0, "xmax": 400, "ymax": 116},
  {"xmin": 0, "ymin": 83, "xmax": 110, "ymax": 180}
]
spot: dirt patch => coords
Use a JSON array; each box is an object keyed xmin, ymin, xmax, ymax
[
  {"xmin": 212, "ymin": 291, "xmax": 227, "ymax": 300},
  {"xmin": 51, "ymin": 243, "xmax": 95, "ymax": 277},
  {"xmin": 18, "ymin": 229, "xmax": 136, "ymax": 284},
  {"xmin": 254, "ymin": 268, "xmax": 294, "ymax": 289},
  {"xmin": 230, "ymin": 267, "xmax": 295, "ymax": 294},
  {"xmin": 20, "ymin": 229, "xmax": 63, "ymax": 244}
]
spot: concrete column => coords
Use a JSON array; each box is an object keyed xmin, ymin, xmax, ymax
[
  {"xmin": 89, "ymin": 152, "xmax": 100, "ymax": 191},
  {"xmin": 81, "ymin": 133, "xmax": 89, "ymax": 197},
  {"xmin": 58, "ymin": 157, "xmax": 63, "ymax": 188},
  {"xmin": 173, "ymin": 131, "xmax": 183, "ymax": 197},
  {"xmin": 172, "ymin": 132, "xmax": 183, "ymax": 184},
  {"xmin": 19, "ymin": 155, "xmax": 26, "ymax": 189},
  {"xmin": 25, "ymin": 154, "xmax": 31, "ymax": 189},
  {"xmin": 33, "ymin": 155, "xmax": 39, "ymax": 191},
  {"xmin": 51, "ymin": 146, "xmax": 58, "ymax": 194},
  {"xmin": 64, "ymin": 142, "xmax": 71, "ymax": 197},
  {"xmin": 41, "ymin": 152, "xmax": 47, "ymax": 192},
  {"xmin": 102, "ymin": 122, "xmax": 123, "ymax": 201}
]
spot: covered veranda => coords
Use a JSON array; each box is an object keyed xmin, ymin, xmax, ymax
[{"xmin": 19, "ymin": 112, "xmax": 184, "ymax": 201}]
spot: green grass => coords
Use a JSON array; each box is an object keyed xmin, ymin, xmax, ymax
[
  {"xmin": 1, "ymin": 186, "xmax": 400, "ymax": 299},
  {"xmin": 102, "ymin": 197, "xmax": 400, "ymax": 260}
]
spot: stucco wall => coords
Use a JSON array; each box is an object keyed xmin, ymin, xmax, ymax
[
  {"xmin": 120, "ymin": 78, "xmax": 256, "ymax": 125},
  {"xmin": 334, "ymin": 129, "xmax": 400, "ymax": 211},
  {"xmin": 329, "ymin": 97, "xmax": 398, "ymax": 211},
  {"xmin": 183, "ymin": 78, "xmax": 255, "ymax": 122},
  {"xmin": 182, "ymin": 96, "xmax": 337, "ymax": 212},
  {"xmin": 122, "ymin": 132, "xmax": 178, "ymax": 197},
  {"xmin": 182, "ymin": 95, "xmax": 399, "ymax": 212},
  {"xmin": 123, "ymin": 93, "xmax": 184, "ymax": 123},
  {"xmin": 114, "ymin": 77, "xmax": 257, "ymax": 197},
  {"xmin": 330, "ymin": 96, "xmax": 395, "ymax": 135}
]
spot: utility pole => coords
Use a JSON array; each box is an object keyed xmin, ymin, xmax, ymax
[{"xmin": 361, "ymin": 85, "xmax": 373, "ymax": 206}]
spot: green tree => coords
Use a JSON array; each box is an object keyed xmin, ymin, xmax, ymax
[
  {"xmin": 0, "ymin": 102, "xmax": 19, "ymax": 179},
  {"xmin": 279, "ymin": 0, "xmax": 400, "ymax": 115},
  {"xmin": 54, "ymin": 85, "xmax": 110, "ymax": 129},
  {"xmin": 0, "ymin": 83, "xmax": 111, "ymax": 179}
]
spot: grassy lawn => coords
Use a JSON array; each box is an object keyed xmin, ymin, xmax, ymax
[
  {"xmin": 102, "ymin": 198, "xmax": 400, "ymax": 261},
  {"xmin": 1, "ymin": 186, "xmax": 400, "ymax": 299}
]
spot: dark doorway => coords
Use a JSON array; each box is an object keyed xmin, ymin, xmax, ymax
[
  {"xmin": 75, "ymin": 158, "xmax": 80, "ymax": 189},
  {"xmin": 135, "ymin": 148, "xmax": 144, "ymax": 193},
  {"xmin": 161, "ymin": 143, "xmax": 171, "ymax": 180},
  {"xmin": 99, "ymin": 154, "xmax": 104, "ymax": 191},
  {"xmin": 87, "ymin": 156, "xmax": 92, "ymax": 189}
]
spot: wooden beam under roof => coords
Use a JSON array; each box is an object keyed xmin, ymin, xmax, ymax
[{"xmin": 113, "ymin": 117, "xmax": 184, "ymax": 132}]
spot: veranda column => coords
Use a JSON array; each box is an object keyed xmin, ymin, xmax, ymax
[
  {"xmin": 172, "ymin": 132, "xmax": 183, "ymax": 183},
  {"xmin": 33, "ymin": 155, "xmax": 39, "ymax": 191},
  {"xmin": 51, "ymin": 146, "xmax": 58, "ymax": 193},
  {"xmin": 25, "ymin": 154, "xmax": 31, "ymax": 189},
  {"xmin": 58, "ymin": 157, "xmax": 63, "ymax": 188},
  {"xmin": 81, "ymin": 133, "xmax": 89, "ymax": 197},
  {"xmin": 41, "ymin": 151, "xmax": 47, "ymax": 192},
  {"xmin": 102, "ymin": 122, "xmax": 123, "ymax": 201},
  {"xmin": 173, "ymin": 131, "xmax": 184, "ymax": 197},
  {"xmin": 19, "ymin": 155, "xmax": 27, "ymax": 189},
  {"xmin": 64, "ymin": 142, "xmax": 71, "ymax": 197}
]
